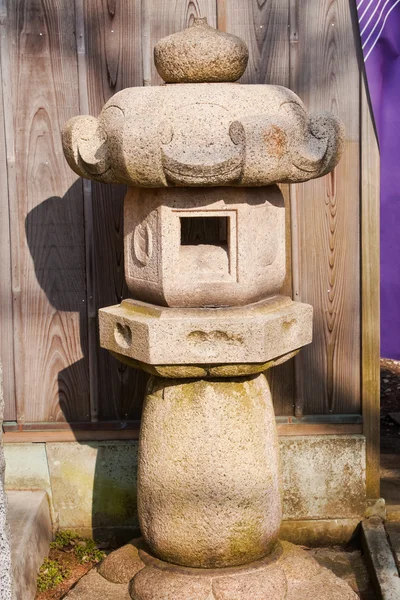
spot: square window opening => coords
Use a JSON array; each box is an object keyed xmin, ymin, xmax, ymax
[{"xmin": 180, "ymin": 216, "xmax": 228, "ymax": 247}]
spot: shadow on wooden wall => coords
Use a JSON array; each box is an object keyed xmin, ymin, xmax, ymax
[{"xmin": 25, "ymin": 181, "xmax": 147, "ymax": 426}]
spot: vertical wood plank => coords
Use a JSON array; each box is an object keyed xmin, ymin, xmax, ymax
[
  {"xmin": 225, "ymin": 0, "xmax": 289, "ymax": 85},
  {"xmin": 360, "ymin": 77, "xmax": 380, "ymax": 498},
  {"xmin": 8, "ymin": 0, "xmax": 90, "ymax": 422},
  {"xmin": 0, "ymin": 1, "xmax": 16, "ymax": 420},
  {"xmin": 291, "ymin": 0, "xmax": 361, "ymax": 414},
  {"xmin": 288, "ymin": 0, "xmax": 304, "ymax": 418},
  {"xmin": 216, "ymin": 0, "xmax": 226, "ymax": 31},
  {"xmin": 226, "ymin": 0, "xmax": 293, "ymax": 416},
  {"xmin": 84, "ymin": 0, "xmax": 147, "ymax": 420},
  {"xmin": 75, "ymin": 0, "xmax": 98, "ymax": 422},
  {"xmin": 147, "ymin": 0, "xmax": 217, "ymax": 86}
]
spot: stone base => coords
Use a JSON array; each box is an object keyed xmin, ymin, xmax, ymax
[{"xmin": 98, "ymin": 539, "xmax": 358, "ymax": 599}]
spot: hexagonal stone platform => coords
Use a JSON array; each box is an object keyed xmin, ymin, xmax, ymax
[{"xmin": 99, "ymin": 295, "xmax": 312, "ymax": 368}]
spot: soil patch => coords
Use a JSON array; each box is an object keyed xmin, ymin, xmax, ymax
[
  {"xmin": 35, "ymin": 532, "xmax": 106, "ymax": 600},
  {"xmin": 381, "ymin": 358, "xmax": 400, "ymax": 454}
]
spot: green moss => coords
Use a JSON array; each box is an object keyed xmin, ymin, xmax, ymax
[
  {"xmin": 36, "ymin": 558, "xmax": 70, "ymax": 592},
  {"xmin": 50, "ymin": 530, "xmax": 105, "ymax": 565},
  {"xmin": 111, "ymin": 354, "xmax": 298, "ymax": 378},
  {"xmin": 50, "ymin": 529, "xmax": 76, "ymax": 550},
  {"xmin": 228, "ymin": 519, "xmax": 265, "ymax": 563},
  {"xmin": 121, "ymin": 301, "xmax": 161, "ymax": 318},
  {"xmin": 93, "ymin": 480, "xmax": 137, "ymax": 524}
]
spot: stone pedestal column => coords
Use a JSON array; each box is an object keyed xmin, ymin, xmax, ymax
[{"xmin": 138, "ymin": 375, "xmax": 281, "ymax": 569}]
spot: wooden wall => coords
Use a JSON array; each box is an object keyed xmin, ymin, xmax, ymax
[{"xmin": 0, "ymin": 0, "xmax": 379, "ymax": 457}]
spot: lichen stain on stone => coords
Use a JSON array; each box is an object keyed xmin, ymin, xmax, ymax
[
  {"xmin": 282, "ymin": 318, "xmax": 296, "ymax": 330},
  {"xmin": 122, "ymin": 301, "xmax": 161, "ymax": 318},
  {"xmin": 282, "ymin": 437, "xmax": 366, "ymax": 519},
  {"xmin": 59, "ymin": 462, "xmax": 93, "ymax": 492},
  {"xmin": 228, "ymin": 519, "xmax": 271, "ymax": 565},
  {"xmin": 264, "ymin": 125, "xmax": 287, "ymax": 158},
  {"xmin": 93, "ymin": 481, "xmax": 137, "ymax": 526}
]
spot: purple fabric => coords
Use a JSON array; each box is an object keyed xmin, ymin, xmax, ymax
[{"xmin": 357, "ymin": 0, "xmax": 400, "ymax": 358}]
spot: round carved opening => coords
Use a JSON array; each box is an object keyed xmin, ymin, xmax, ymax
[{"xmin": 114, "ymin": 322, "xmax": 132, "ymax": 349}]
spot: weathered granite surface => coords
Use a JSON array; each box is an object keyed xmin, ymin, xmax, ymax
[
  {"xmin": 138, "ymin": 374, "xmax": 281, "ymax": 569},
  {"xmin": 95, "ymin": 539, "xmax": 359, "ymax": 600},
  {"xmin": 99, "ymin": 296, "xmax": 312, "ymax": 366},
  {"xmin": 62, "ymin": 82, "xmax": 343, "ymax": 188},
  {"xmin": 98, "ymin": 539, "xmax": 144, "ymax": 584},
  {"xmin": 62, "ymin": 20, "xmax": 344, "ymax": 190},
  {"xmin": 65, "ymin": 568, "xmax": 131, "ymax": 600},
  {"xmin": 110, "ymin": 351, "xmax": 299, "ymax": 379},
  {"xmin": 154, "ymin": 17, "xmax": 249, "ymax": 83},
  {"xmin": 0, "ymin": 363, "xmax": 12, "ymax": 600},
  {"xmin": 122, "ymin": 186, "xmax": 286, "ymax": 307}
]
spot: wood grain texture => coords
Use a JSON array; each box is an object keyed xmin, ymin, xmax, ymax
[
  {"xmin": 290, "ymin": 0, "xmax": 361, "ymax": 414},
  {"xmin": 146, "ymin": 0, "xmax": 217, "ymax": 85},
  {"xmin": 0, "ymin": 2, "xmax": 16, "ymax": 420},
  {"xmin": 226, "ymin": 0, "xmax": 289, "ymax": 85},
  {"xmin": 7, "ymin": 0, "xmax": 89, "ymax": 422},
  {"xmin": 84, "ymin": 0, "xmax": 147, "ymax": 420},
  {"xmin": 216, "ymin": 0, "xmax": 226, "ymax": 31},
  {"xmin": 360, "ymin": 77, "xmax": 380, "ymax": 498},
  {"xmin": 0, "ymin": 1, "xmax": 377, "ymax": 440},
  {"xmin": 75, "ymin": 0, "xmax": 99, "ymax": 421},
  {"xmin": 225, "ymin": 1, "xmax": 293, "ymax": 415}
]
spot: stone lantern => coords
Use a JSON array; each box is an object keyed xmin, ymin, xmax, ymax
[{"xmin": 63, "ymin": 18, "xmax": 358, "ymax": 600}]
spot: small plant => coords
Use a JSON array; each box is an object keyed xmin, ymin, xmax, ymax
[
  {"xmin": 73, "ymin": 538, "xmax": 105, "ymax": 564},
  {"xmin": 36, "ymin": 558, "xmax": 70, "ymax": 592},
  {"xmin": 50, "ymin": 530, "xmax": 76, "ymax": 550},
  {"xmin": 50, "ymin": 529, "xmax": 105, "ymax": 564}
]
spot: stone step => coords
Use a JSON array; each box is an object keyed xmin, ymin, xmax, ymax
[
  {"xmin": 380, "ymin": 451, "xmax": 400, "ymax": 521},
  {"xmin": 362, "ymin": 517, "xmax": 400, "ymax": 600},
  {"xmin": 386, "ymin": 522, "xmax": 400, "ymax": 569},
  {"xmin": 7, "ymin": 490, "xmax": 52, "ymax": 600}
]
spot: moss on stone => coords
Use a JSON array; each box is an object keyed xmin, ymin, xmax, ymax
[
  {"xmin": 110, "ymin": 351, "xmax": 300, "ymax": 378},
  {"xmin": 93, "ymin": 481, "xmax": 137, "ymax": 524},
  {"xmin": 121, "ymin": 300, "xmax": 161, "ymax": 318},
  {"xmin": 228, "ymin": 519, "xmax": 272, "ymax": 564}
]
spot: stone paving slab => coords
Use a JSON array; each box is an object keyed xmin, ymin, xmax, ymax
[
  {"xmin": 64, "ymin": 569, "xmax": 131, "ymax": 599},
  {"xmin": 380, "ymin": 451, "xmax": 400, "ymax": 521},
  {"xmin": 309, "ymin": 547, "xmax": 375, "ymax": 599},
  {"xmin": 386, "ymin": 522, "xmax": 400, "ymax": 572}
]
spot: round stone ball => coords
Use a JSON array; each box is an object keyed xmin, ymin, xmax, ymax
[{"xmin": 154, "ymin": 17, "xmax": 249, "ymax": 83}]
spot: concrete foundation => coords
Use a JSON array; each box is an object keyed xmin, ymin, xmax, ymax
[
  {"xmin": 7, "ymin": 490, "xmax": 52, "ymax": 600},
  {"xmin": 4, "ymin": 435, "xmax": 366, "ymax": 545}
]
